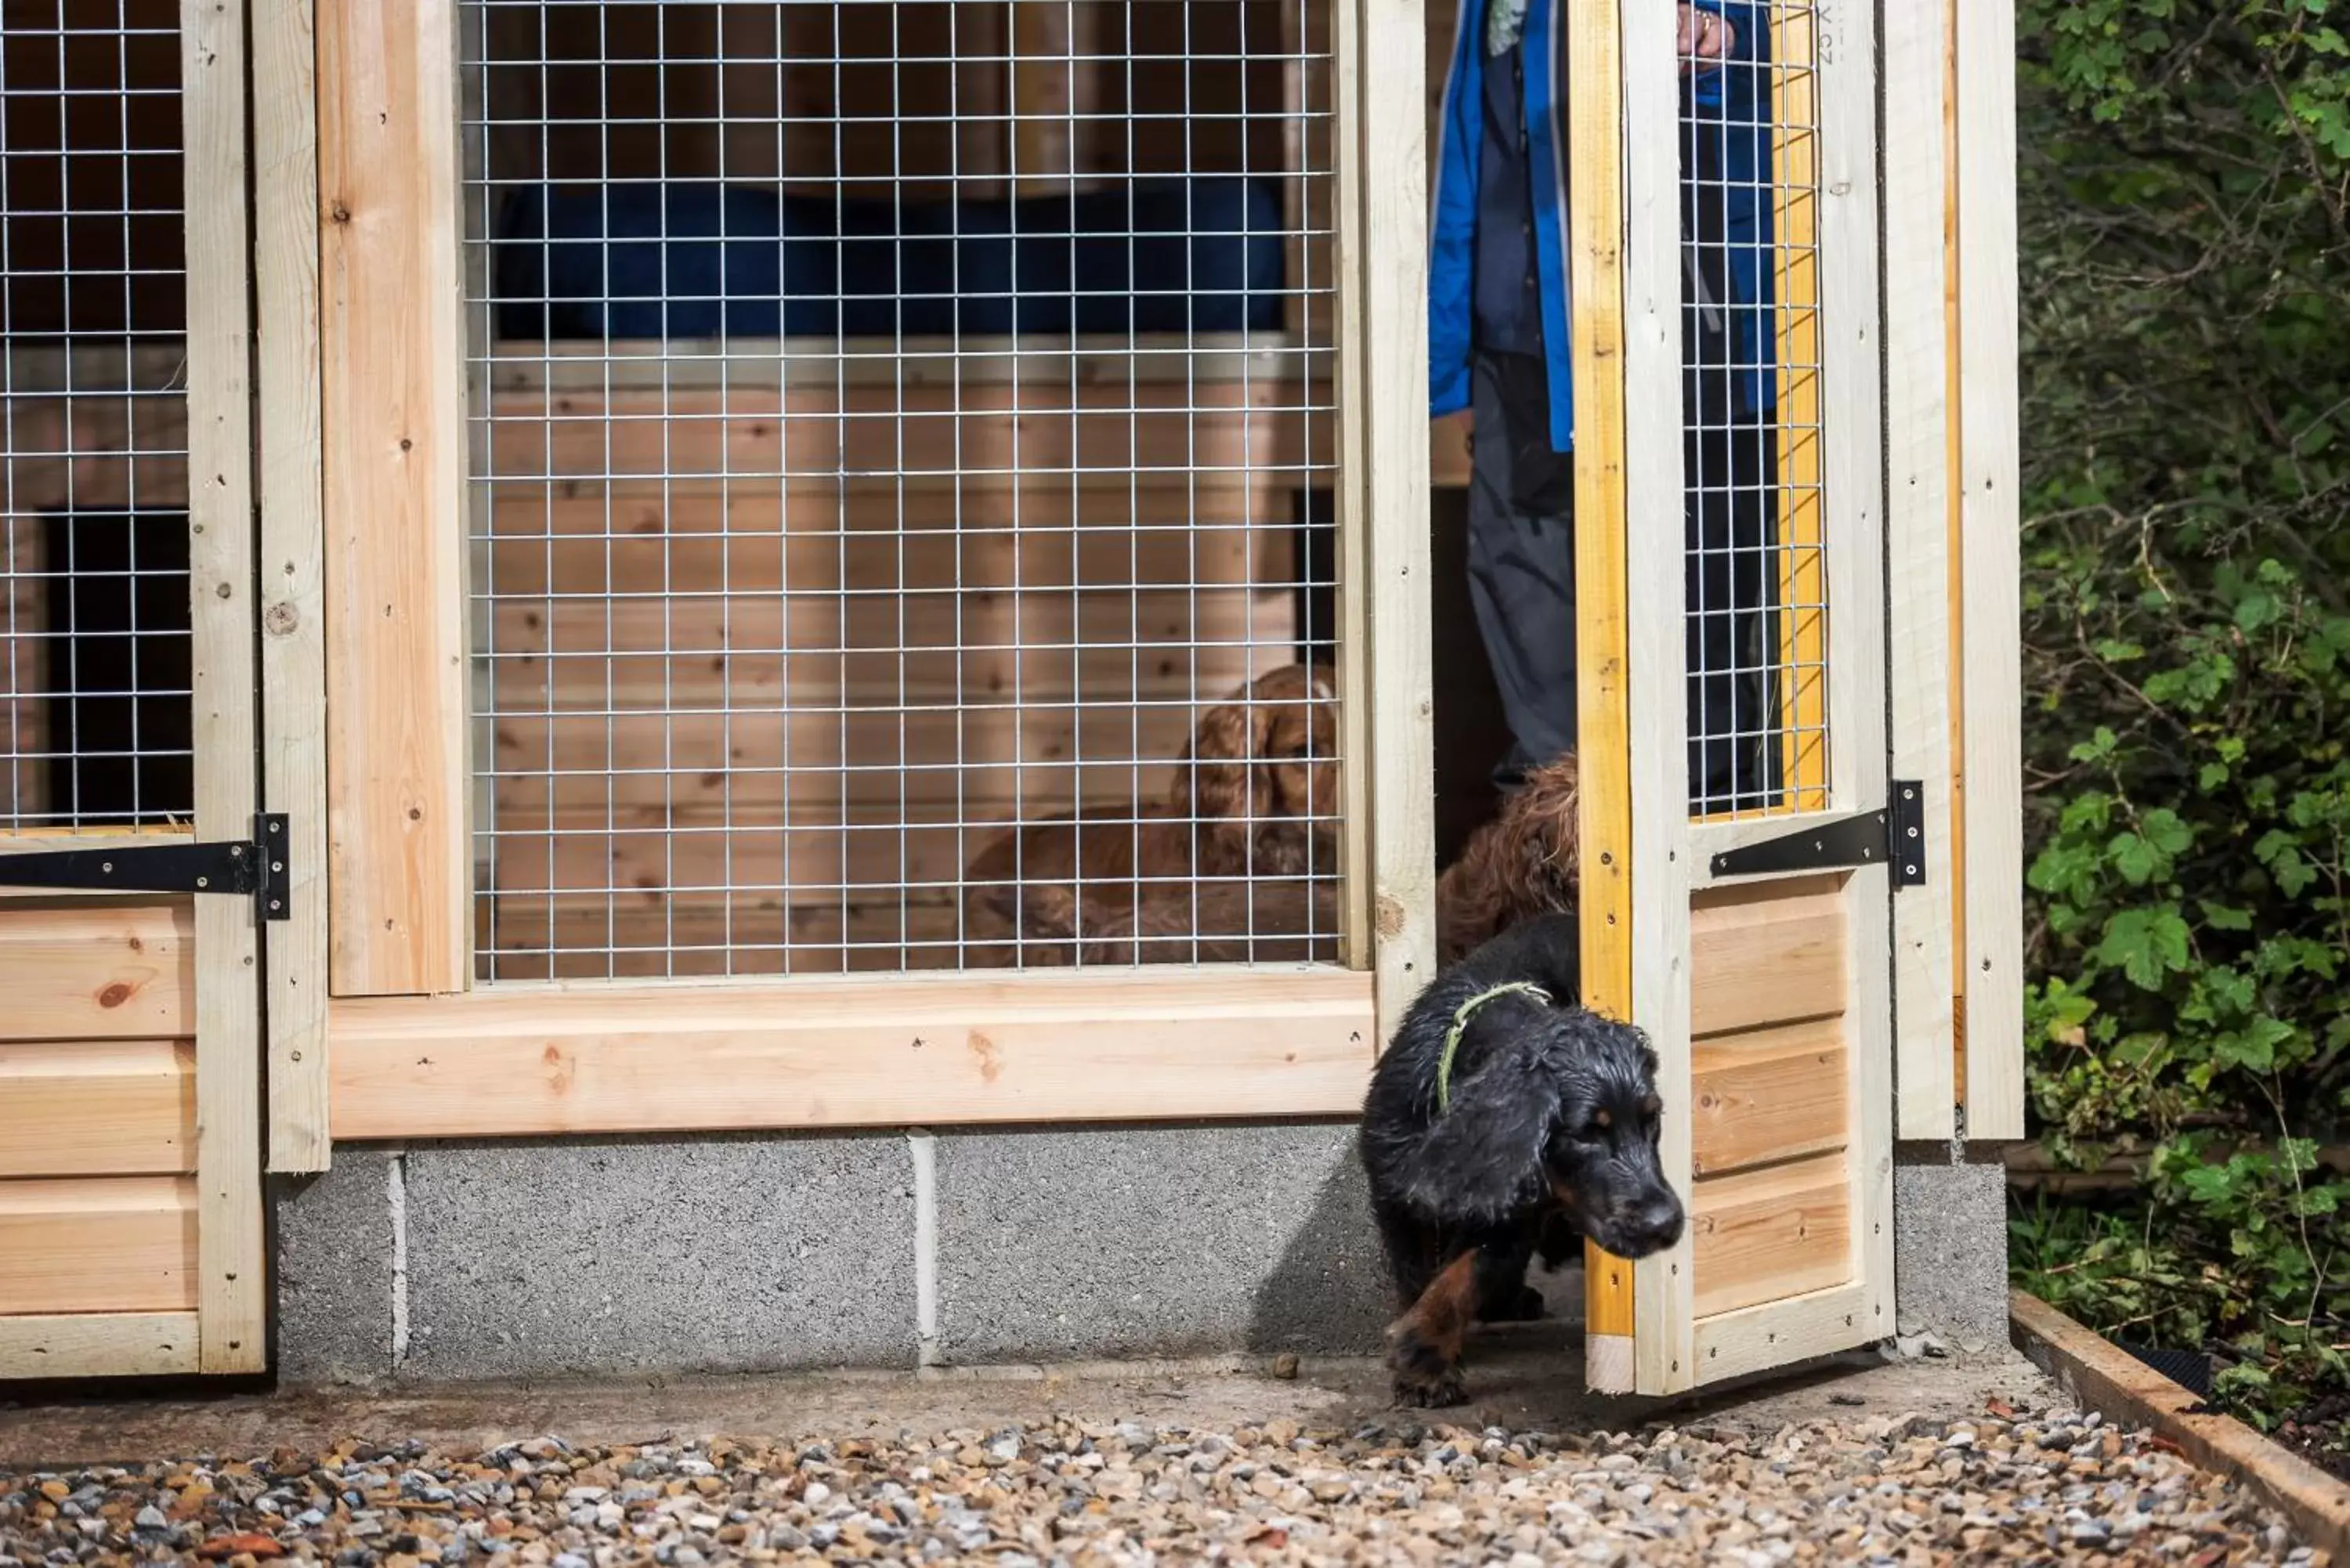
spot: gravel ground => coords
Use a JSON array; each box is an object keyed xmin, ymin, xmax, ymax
[{"xmin": 0, "ymin": 1398, "xmax": 2316, "ymax": 1566}]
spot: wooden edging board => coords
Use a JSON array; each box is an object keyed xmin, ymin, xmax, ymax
[{"xmin": 2012, "ymin": 1290, "xmax": 2350, "ymax": 1565}]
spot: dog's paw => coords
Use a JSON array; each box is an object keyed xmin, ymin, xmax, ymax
[
  {"xmin": 1477, "ymin": 1284, "xmax": 1547, "ymax": 1324},
  {"xmin": 1386, "ymin": 1332, "xmax": 1468, "ymax": 1407},
  {"xmin": 1390, "ymin": 1366, "xmax": 1469, "ymax": 1407}
]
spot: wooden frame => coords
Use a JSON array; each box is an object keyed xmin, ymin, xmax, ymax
[
  {"xmin": 1595, "ymin": 0, "xmax": 1895, "ymax": 1397},
  {"xmin": 1883, "ymin": 0, "xmax": 1958, "ymax": 1140},
  {"xmin": 0, "ymin": 1313, "xmax": 201, "ymax": 1381},
  {"xmin": 318, "ymin": 0, "xmax": 472, "ymax": 999},
  {"xmin": 330, "ymin": 968, "xmax": 1376, "ymax": 1137},
  {"xmin": 183, "ymin": 0, "xmax": 269, "ymax": 1376},
  {"xmin": 257, "ymin": 0, "xmax": 333, "ymax": 1172},
  {"xmin": 1617, "ymin": 0, "xmax": 1691, "ymax": 1397},
  {"xmin": 1956, "ymin": 0, "xmax": 2025, "ymax": 1139},
  {"xmin": 1351, "ymin": 0, "xmax": 1437, "ymax": 1040}
]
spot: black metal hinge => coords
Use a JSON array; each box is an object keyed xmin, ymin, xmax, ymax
[
  {"xmin": 0, "ymin": 813, "xmax": 290, "ymax": 920},
  {"xmin": 1708, "ymin": 782, "xmax": 1927, "ymax": 888}
]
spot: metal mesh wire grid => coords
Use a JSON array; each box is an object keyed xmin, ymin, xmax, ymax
[
  {"xmin": 0, "ymin": 0, "xmax": 193, "ymax": 834},
  {"xmin": 462, "ymin": 0, "xmax": 1341, "ymax": 981},
  {"xmin": 1678, "ymin": 0, "xmax": 1826, "ymax": 821}
]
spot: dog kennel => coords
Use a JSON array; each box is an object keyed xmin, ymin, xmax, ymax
[{"xmin": 0, "ymin": 0, "xmax": 2020, "ymax": 1397}]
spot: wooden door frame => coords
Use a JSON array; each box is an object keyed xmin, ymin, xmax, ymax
[
  {"xmin": 1575, "ymin": 0, "xmax": 1896, "ymax": 1396},
  {"xmin": 0, "ymin": 0, "xmax": 268, "ymax": 1380}
]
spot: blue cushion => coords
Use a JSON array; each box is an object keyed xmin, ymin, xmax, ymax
[{"xmin": 492, "ymin": 177, "xmax": 1289, "ymax": 341}]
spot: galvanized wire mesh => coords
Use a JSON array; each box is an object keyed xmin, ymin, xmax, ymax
[
  {"xmin": 0, "ymin": 0, "xmax": 193, "ymax": 833},
  {"xmin": 1679, "ymin": 0, "xmax": 1824, "ymax": 820},
  {"xmin": 462, "ymin": 0, "xmax": 1341, "ymax": 980}
]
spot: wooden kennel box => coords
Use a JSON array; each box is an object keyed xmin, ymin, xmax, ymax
[{"xmin": 0, "ymin": 0, "xmax": 2023, "ymax": 1400}]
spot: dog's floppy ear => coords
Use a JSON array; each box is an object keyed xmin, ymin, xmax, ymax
[{"xmin": 1394, "ymin": 1024, "xmax": 1563, "ymax": 1225}]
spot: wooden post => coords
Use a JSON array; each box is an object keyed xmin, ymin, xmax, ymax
[
  {"xmin": 1955, "ymin": 0, "xmax": 2025, "ymax": 1138},
  {"xmin": 318, "ymin": 0, "xmax": 473, "ymax": 997},
  {"xmin": 255, "ymin": 0, "xmax": 332, "ymax": 1172},
  {"xmin": 182, "ymin": 0, "xmax": 267, "ymax": 1371},
  {"xmin": 1884, "ymin": 0, "xmax": 1958, "ymax": 1140},
  {"xmin": 1565, "ymin": 0, "xmax": 1638, "ymax": 1395},
  {"xmin": 1348, "ymin": 0, "xmax": 1435, "ymax": 1040}
]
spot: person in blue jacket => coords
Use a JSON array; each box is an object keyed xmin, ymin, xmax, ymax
[{"xmin": 1430, "ymin": 0, "xmax": 1781, "ymax": 811}]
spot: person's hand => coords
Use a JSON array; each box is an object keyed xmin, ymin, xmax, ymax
[{"xmin": 1676, "ymin": 4, "xmax": 1734, "ymax": 72}]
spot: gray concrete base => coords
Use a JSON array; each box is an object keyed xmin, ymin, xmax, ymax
[
  {"xmin": 273, "ymin": 1123, "xmax": 1391, "ymax": 1386},
  {"xmin": 275, "ymin": 1125, "xmax": 2013, "ymax": 1384},
  {"xmin": 935, "ymin": 1123, "xmax": 1389, "ymax": 1364},
  {"xmin": 1893, "ymin": 1140, "xmax": 2013, "ymax": 1354}
]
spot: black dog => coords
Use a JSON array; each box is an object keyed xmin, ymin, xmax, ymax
[{"xmin": 1358, "ymin": 913, "xmax": 1685, "ymax": 1406}]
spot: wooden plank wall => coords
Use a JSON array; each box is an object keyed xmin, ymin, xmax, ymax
[
  {"xmin": 0, "ymin": 903, "xmax": 201, "ymax": 1346},
  {"xmin": 1686, "ymin": 877, "xmax": 1856, "ymax": 1319},
  {"xmin": 472, "ymin": 367, "xmax": 1314, "ymax": 979}
]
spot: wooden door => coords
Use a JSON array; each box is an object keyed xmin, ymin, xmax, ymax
[
  {"xmin": 0, "ymin": 0, "xmax": 267, "ymax": 1380},
  {"xmin": 1571, "ymin": 0, "xmax": 1901, "ymax": 1395}
]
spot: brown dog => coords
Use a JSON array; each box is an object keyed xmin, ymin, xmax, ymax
[
  {"xmin": 963, "ymin": 663, "xmax": 1341, "ymax": 963},
  {"xmin": 1073, "ymin": 876, "xmax": 1340, "ymax": 966},
  {"xmin": 1433, "ymin": 753, "xmax": 1580, "ymax": 967}
]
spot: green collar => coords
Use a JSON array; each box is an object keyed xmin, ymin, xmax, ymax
[{"xmin": 1435, "ymin": 981, "xmax": 1553, "ymax": 1113}]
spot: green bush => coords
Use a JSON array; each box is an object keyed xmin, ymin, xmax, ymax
[{"xmin": 2014, "ymin": 0, "xmax": 2350, "ymax": 1427}]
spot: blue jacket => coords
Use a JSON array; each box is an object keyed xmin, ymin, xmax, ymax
[{"xmin": 1429, "ymin": 0, "xmax": 1777, "ymax": 451}]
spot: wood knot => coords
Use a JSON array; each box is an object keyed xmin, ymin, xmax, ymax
[
  {"xmin": 97, "ymin": 981, "xmax": 134, "ymax": 1009},
  {"xmin": 1374, "ymin": 894, "xmax": 1405, "ymax": 940},
  {"xmin": 264, "ymin": 602, "xmax": 299, "ymax": 635}
]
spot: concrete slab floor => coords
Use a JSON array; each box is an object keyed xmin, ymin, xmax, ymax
[{"xmin": 0, "ymin": 1339, "xmax": 2054, "ymax": 1472}]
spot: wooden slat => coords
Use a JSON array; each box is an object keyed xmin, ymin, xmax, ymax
[
  {"xmin": 0, "ymin": 1176, "xmax": 198, "ymax": 1315},
  {"xmin": 483, "ymin": 493, "xmax": 1296, "ymax": 596},
  {"xmin": 482, "ymin": 387, "xmax": 1330, "ymax": 486},
  {"xmin": 1692, "ymin": 1281, "xmax": 1871, "ymax": 1387},
  {"xmin": 1691, "ymin": 1020, "xmax": 1847, "ymax": 1178},
  {"xmin": 320, "ymin": 0, "xmax": 472, "ymax": 996},
  {"xmin": 1691, "ymin": 1152, "xmax": 1853, "ymax": 1318},
  {"xmin": 183, "ymin": 0, "xmax": 268, "ymax": 1374},
  {"xmin": 329, "ymin": 967, "xmax": 1377, "ymax": 1137},
  {"xmin": 0, "ymin": 903, "xmax": 194, "ymax": 1041},
  {"xmin": 1689, "ymin": 877, "xmax": 1847, "ymax": 1038},
  {"xmin": 1957, "ymin": 0, "xmax": 2025, "ymax": 1139},
  {"xmin": 0, "ymin": 1040, "xmax": 196, "ymax": 1178},
  {"xmin": 255, "ymin": 0, "xmax": 333, "ymax": 1172},
  {"xmin": 1803, "ymin": 0, "xmax": 1899, "ymax": 1362},
  {"xmin": 1882, "ymin": 0, "xmax": 1956, "ymax": 1142},
  {"xmin": 1567, "ymin": 0, "xmax": 1637, "ymax": 1394},
  {"xmin": 1358, "ymin": 0, "xmax": 1436, "ymax": 1054},
  {"xmin": 1331, "ymin": 0, "xmax": 1372, "ymax": 970},
  {"xmin": 1620, "ymin": 0, "xmax": 1698, "ymax": 1397},
  {"xmin": 0, "ymin": 1311, "xmax": 201, "ymax": 1380}
]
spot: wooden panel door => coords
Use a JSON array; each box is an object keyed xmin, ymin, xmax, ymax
[
  {"xmin": 0, "ymin": 0, "xmax": 267, "ymax": 1380},
  {"xmin": 1573, "ymin": 0, "xmax": 1900, "ymax": 1396}
]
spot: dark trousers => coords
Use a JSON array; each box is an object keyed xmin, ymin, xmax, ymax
[{"xmin": 1463, "ymin": 347, "xmax": 1782, "ymax": 808}]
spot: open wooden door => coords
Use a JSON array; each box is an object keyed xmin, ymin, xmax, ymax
[
  {"xmin": 1574, "ymin": 0, "xmax": 1903, "ymax": 1394},
  {"xmin": 0, "ymin": 0, "xmax": 268, "ymax": 1380}
]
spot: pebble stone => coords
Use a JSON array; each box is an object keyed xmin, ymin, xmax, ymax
[{"xmin": 0, "ymin": 1403, "xmax": 2312, "ymax": 1566}]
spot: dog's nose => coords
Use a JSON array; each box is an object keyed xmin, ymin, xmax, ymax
[{"xmin": 1630, "ymin": 1196, "xmax": 1686, "ymax": 1252}]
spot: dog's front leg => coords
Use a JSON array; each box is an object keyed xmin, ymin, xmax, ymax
[{"xmin": 1385, "ymin": 1249, "xmax": 1479, "ymax": 1407}]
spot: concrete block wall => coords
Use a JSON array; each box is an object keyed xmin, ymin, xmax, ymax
[
  {"xmin": 275, "ymin": 1124, "xmax": 2013, "ymax": 1386},
  {"xmin": 273, "ymin": 1124, "xmax": 1392, "ymax": 1386}
]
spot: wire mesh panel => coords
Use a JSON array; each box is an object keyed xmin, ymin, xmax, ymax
[
  {"xmin": 464, "ymin": 0, "xmax": 1340, "ymax": 981},
  {"xmin": 0, "ymin": 0, "xmax": 192, "ymax": 833},
  {"xmin": 1678, "ymin": 0, "xmax": 1825, "ymax": 820}
]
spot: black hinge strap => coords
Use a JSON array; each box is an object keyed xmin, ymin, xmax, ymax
[
  {"xmin": 1708, "ymin": 782, "xmax": 1926, "ymax": 888},
  {"xmin": 0, "ymin": 813, "xmax": 290, "ymax": 920}
]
